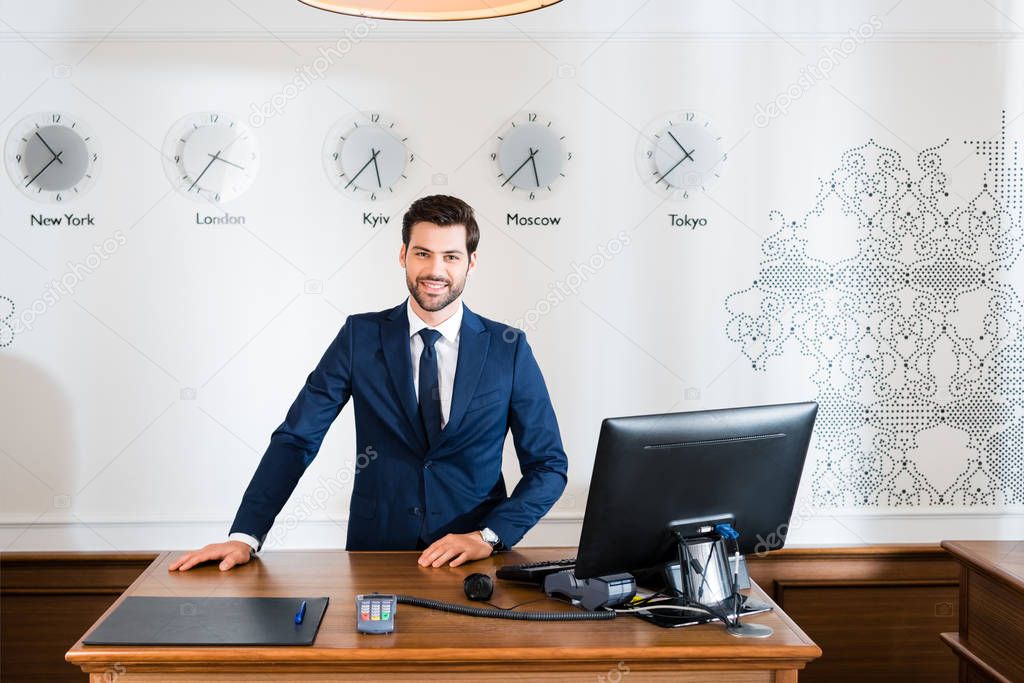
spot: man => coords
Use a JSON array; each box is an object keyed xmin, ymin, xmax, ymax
[{"xmin": 170, "ymin": 195, "xmax": 568, "ymax": 572}]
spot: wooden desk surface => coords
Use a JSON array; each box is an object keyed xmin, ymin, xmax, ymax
[
  {"xmin": 66, "ymin": 548, "xmax": 820, "ymax": 681},
  {"xmin": 940, "ymin": 540, "xmax": 1024, "ymax": 593}
]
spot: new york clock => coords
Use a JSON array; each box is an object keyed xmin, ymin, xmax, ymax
[{"xmin": 5, "ymin": 112, "xmax": 100, "ymax": 203}]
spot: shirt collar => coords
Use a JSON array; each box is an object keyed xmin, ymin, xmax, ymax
[{"xmin": 407, "ymin": 298, "xmax": 463, "ymax": 344}]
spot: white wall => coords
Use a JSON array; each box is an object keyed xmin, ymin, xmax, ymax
[{"xmin": 1, "ymin": 0, "xmax": 1023, "ymax": 551}]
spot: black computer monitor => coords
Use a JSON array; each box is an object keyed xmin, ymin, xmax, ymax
[{"xmin": 574, "ymin": 401, "xmax": 818, "ymax": 580}]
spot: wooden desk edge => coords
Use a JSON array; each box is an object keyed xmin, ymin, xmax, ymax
[
  {"xmin": 64, "ymin": 551, "xmax": 173, "ymax": 662},
  {"xmin": 940, "ymin": 540, "xmax": 1024, "ymax": 594},
  {"xmin": 940, "ymin": 632, "xmax": 1012, "ymax": 683},
  {"xmin": 65, "ymin": 550, "xmax": 821, "ymax": 673}
]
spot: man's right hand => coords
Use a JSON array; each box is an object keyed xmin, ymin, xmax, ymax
[{"xmin": 169, "ymin": 541, "xmax": 253, "ymax": 572}]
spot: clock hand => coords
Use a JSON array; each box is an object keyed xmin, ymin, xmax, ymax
[
  {"xmin": 664, "ymin": 131, "xmax": 696, "ymax": 163},
  {"xmin": 501, "ymin": 148, "xmax": 538, "ymax": 188},
  {"xmin": 34, "ymin": 131, "xmax": 64, "ymax": 164},
  {"xmin": 655, "ymin": 156, "xmax": 688, "ymax": 186},
  {"xmin": 208, "ymin": 153, "xmax": 245, "ymax": 171},
  {"xmin": 25, "ymin": 150, "xmax": 63, "ymax": 187},
  {"xmin": 188, "ymin": 150, "xmax": 221, "ymax": 192},
  {"xmin": 655, "ymin": 142, "xmax": 697, "ymax": 185},
  {"xmin": 666, "ymin": 130, "xmax": 687, "ymax": 153},
  {"xmin": 345, "ymin": 149, "xmax": 380, "ymax": 189},
  {"xmin": 528, "ymin": 147, "xmax": 541, "ymax": 187},
  {"xmin": 370, "ymin": 148, "xmax": 382, "ymax": 188}
]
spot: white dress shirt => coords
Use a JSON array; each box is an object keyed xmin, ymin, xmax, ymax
[
  {"xmin": 229, "ymin": 299, "xmax": 463, "ymax": 552},
  {"xmin": 406, "ymin": 298, "xmax": 463, "ymax": 428}
]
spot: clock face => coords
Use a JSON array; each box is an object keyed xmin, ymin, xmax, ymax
[
  {"xmin": 492, "ymin": 112, "xmax": 570, "ymax": 200},
  {"xmin": 638, "ymin": 111, "xmax": 726, "ymax": 199},
  {"xmin": 162, "ymin": 112, "xmax": 259, "ymax": 204},
  {"xmin": 323, "ymin": 113, "xmax": 413, "ymax": 201},
  {"xmin": 4, "ymin": 112, "xmax": 100, "ymax": 203}
]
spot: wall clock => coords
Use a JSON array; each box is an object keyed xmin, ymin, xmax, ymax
[
  {"xmin": 492, "ymin": 111, "xmax": 570, "ymax": 200},
  {"xmin": 162, "ymin": 112, "xmax": 259, "ymax": 204},
  {"xmin": 4, "ymin": 112, "xmax": 100, "ymax": 203},
  {"xmin": 323, "ymin": 112, "xmax": 414, "ymax": 201},
  {"xmin": 637, "ymin": 111, "xmax": 726, "ymax": 199}
]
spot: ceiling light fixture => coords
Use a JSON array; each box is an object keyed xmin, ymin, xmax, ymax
[{"xmin": 297, "ymin": 0, "xmax": 563, "ymax": 21}]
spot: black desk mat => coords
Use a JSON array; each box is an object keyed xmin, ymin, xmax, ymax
[{"xmin": 84, "ymin": 596, "xmax": 329, "ymax": 646}]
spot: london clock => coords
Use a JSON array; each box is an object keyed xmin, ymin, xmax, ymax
[{"xmin": 162, "ymin": 112, "xmax": 259, "ymax": 204}]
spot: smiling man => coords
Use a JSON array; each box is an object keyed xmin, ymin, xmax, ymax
[{"xmin": 170, "ymin": 194, "xmax": 568, "ymax": 572}]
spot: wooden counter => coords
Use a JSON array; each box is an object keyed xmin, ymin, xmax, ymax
[
  {"xmin": 66, "ymin": 547, "xmax": 821, "ymax": 682},
  {"xmin": 941, "ymin": 540, "xmax": 1024, "ymax": 683}
]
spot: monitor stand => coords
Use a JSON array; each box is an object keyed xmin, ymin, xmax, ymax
[
  {"xmin": 661, "ymin": 519, "xmax": 775, "ymax": 638},
  {"xmin": 727, "ymin": 621, "xmax": 774, "ymax": 638}
]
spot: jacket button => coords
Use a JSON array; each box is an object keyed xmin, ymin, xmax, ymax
[
  {"xmin": 423, "ymin": 460, "xmax": 432, "ymax": 469},
  {"xmin": 412, "ymin": 506, "xmax": 423, "ymax": 516}
]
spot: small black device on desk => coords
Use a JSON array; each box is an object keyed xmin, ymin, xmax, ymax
[
  {"xmin": 544, "ymin": 570, "xmax": 636, "ymax": 611},
  {"xmin": 355, "ymin": 593, "xmax": 397, "ymax": 634},
  {"xmin": 463, "ymin": 572, "xmax": 494, "ymax": 601},
  {"xmin": 496, "ymin": 557, "xmax": 577, "ymax": 583}
]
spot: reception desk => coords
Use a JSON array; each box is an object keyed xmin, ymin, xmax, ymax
[
  {"xmin": 941, "ymin": 540, "xmax": 1024, "ymax": 682},
  {"xmin": 66, "ymin": 548, "xmax": 821, "ymax": 682}
]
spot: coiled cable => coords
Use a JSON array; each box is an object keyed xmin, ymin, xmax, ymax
[{"xmin": 395, "ymin": 594, "xmax": 616, "ymax": 621}]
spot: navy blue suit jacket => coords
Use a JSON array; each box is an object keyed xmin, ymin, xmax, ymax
[{"xmin": 229, "ymin": 300, "xmax": 568, "ymax": 551}]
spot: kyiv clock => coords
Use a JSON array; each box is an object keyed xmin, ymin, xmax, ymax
[
  {"xmin": 323, "ymin": 112, "xmax": 414, "ymax": 201},
  {"xmin": 637, "ymin": 111, "xmax": 726, "ymax": 199},
  {"xmin": 5, "ymin": 112, "xmax": 100, "ymax": 203},
  {"xmin": 492, "ymin": 111, "xmax": 570, "ymax": 200},
  {"xmin": 162, "ymin": 112, "xmax": 259, "ymax": 204}
]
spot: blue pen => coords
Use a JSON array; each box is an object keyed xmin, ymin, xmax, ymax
[{"xmin": 294, "ymin": 600, "xmax": 307, "ymax": 625}]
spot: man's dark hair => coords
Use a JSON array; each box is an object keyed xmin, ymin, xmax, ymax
[{"xmin": 402, "ymin": 195, "xmax": 480, "ymax": 255}]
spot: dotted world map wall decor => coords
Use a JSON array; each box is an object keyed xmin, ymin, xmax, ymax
[
  {"xmin": 0, "ymin": 295, "xmax": 13, "ymax": 348},
  {"xmin": 725, "ymin": 114, "xmax": 1024, "ymax": 508}
]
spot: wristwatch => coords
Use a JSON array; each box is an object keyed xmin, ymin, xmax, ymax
[{"xmin": 479, "ymin": 527, "xmax": 500, "ymax": 550}]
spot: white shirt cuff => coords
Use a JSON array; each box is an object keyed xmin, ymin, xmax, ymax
[{"xmin": 228, "ymin": 532, "xmax": 260, "ymax": 552}]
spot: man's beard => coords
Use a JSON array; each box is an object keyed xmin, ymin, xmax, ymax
[{"xmin": 406, "ymin": 272, "xmax": 466, "ymax": 312}]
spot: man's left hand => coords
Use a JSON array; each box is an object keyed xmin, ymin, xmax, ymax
[{"xmin": 417, "ymin": 532, "xmax": 493, "ymax": 568}]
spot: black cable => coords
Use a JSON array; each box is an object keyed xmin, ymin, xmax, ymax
[
  {"xmin": 395, "ymin": 595, "xmax": 616, "ymax": 621},
  {"xmin": 618, "ymin": 592, "xmax": 729, "ymax": 625},
  {"xmin": 483, "ymin": 597, "xmax": 547, "ymax": 611},
  {"xmin": 676, "ymin": 533, "xmax": 692, "ymax": 597},
  {"xmin": 729, "ymin": 534, "xmax": 742, "ymax": 622},
  {"xmin": 694, "ymin": 538, "xmax": 715, "ymax": 603},
  {"xmin": 670, "ymin": 596, "xmax": 734, "ymax": 626}
]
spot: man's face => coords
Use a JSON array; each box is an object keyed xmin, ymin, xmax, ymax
[{"xmin": 400, "ymin": 221, "xmax": 477, "ymax": 313}]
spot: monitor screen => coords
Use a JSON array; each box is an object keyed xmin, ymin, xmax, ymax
[{"xmin": 574, "ymin": 401, "xmax": 818, "ymax": 579}]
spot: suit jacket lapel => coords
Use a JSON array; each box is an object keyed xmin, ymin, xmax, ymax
[
  {"xmin": 436, "ymin": 304, "xmax": 489, "ymax": 450},
  {"xmin": 381, "ymin": 301, "xmax": 428, "ymax": 452}
]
